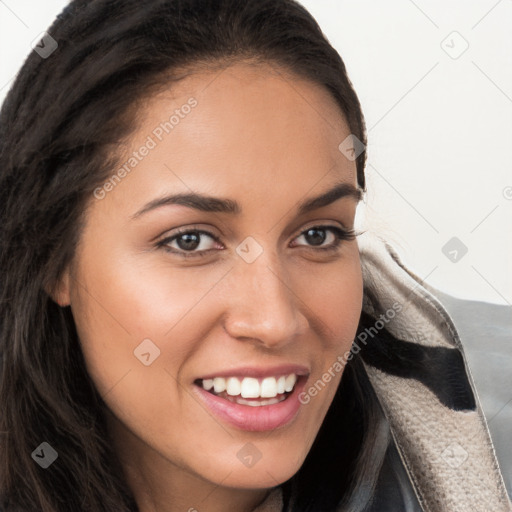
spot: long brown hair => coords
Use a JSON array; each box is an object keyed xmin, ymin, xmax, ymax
[{"xmin": 0, "ymin": 1, "xmax": 381, "ymax": 510}]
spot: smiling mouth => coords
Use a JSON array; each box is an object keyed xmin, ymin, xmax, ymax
[{"xmin": 194, "ymin": 374, "xmax": 299, "ymax": 407}]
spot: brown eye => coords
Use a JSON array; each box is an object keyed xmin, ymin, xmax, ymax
[
  {"xmin": 293, "ymin": 226, "xmax": 355, "ymax": 251},
  {"xmin": 158, "ymin": 229, "xmax": 221, "ymax": 257},
  {"xmin": 175, "ymin": 232, "xmax": 202, "ymax": 251},
  {"xmin": 302, "ymin": 228, "xmax": 329, "ymax": 246}
]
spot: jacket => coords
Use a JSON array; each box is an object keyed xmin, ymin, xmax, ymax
[{"xmin": 254, "ymin": 231, "xmax": 512, "ymax": 512}]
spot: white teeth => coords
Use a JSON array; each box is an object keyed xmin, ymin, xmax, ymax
[
  {"xmin": 202, "ymin": 378, "xmax": 214, "ymax": 391},
  {"xmin": 277, "ymin": 376, "xmax": 286, "ymax": 394},
  {"xmin": 213, "ymin": 377, "xmax": 226, "ymax": 393},
  {"xmin": 236, "ymin": 396, "xmax": 285, "ymax": 406},
  {"xmin": 241, "ymin": 377, "xmax": 260, "ymax": 398},
  {"xmin": 226, "ymin": 377, "xmax": 241, "ymax": 396},
  {"xmin": 284, "ymin": 374, "xmax": 297, "ymax": 392},
  {"xmin": 201, "ymin": 374, "xmax": 298, "ymax": 399},
  {"xmin": 260, "ymin": 377, "xmax": 278, "ymax": 398}
]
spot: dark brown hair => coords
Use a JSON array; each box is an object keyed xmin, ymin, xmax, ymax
[{"xmin": 0, "ymin": 1, "xmax": 383, "ymax": 511}]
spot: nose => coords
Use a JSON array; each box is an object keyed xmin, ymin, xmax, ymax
[{"xmin": 222, "ymin": 252, "xmax": 309, "ymax": 349}]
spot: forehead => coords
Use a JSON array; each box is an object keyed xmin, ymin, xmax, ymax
[{"xmin": 100, "ymin": 62, "xmax": 357, "ymax": 217}]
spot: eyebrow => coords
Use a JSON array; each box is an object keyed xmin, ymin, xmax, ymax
[{"xmin": 131, "ymin": 181, "xmax": 363, "ymax": 220}]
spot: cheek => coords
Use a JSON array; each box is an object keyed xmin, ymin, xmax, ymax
[
  {"xmin": 68, "ymin": 247, "xmax": 244, "ymax": 443},
  {"xmin": 297, "ymin": 248, "xmax": 363, "ymax": 349},
  {"xmin": 289, "ymin": 248, "xmax": 363, "ymax": 416},
  {"xmin": 68, "ymin": 253, "xmax": 226, "ymax": 452},
  {"xmin": 71, "ymin": 250, "xmax": 229, "ymax": 353}
]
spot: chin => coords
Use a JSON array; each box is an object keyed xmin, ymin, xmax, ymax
[
  {"xmin": 211, "ymin": 460, "xmax": 303, "ymax": 490},
  {"xmin": 194, "ymin": 436, "xmax": 311, "ymax": 490}
]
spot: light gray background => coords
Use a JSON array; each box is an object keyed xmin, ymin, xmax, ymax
[{"xmin": 1, "ymin": 0, "xmax": 511, "ymax": 305}]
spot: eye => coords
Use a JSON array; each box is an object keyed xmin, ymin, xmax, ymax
[
  {"xmin": 292, "ymin": 225, "xmax": 356, "ymax": 252},
  {"xmin": 157, "ymin": 229, "xmax": 221, "ymax": 258},
  {"xmin": 156, "ymin": 225, "xmax": 357, "ymax": 259}
]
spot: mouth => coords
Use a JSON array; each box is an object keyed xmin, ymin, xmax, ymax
[
  {"xmin": 194, "ymin": 373, "xmax": 299, "ymax": 407},
  {"xmin": 192, "ymin": 367, "xmax": 309, "ymax": 431}
]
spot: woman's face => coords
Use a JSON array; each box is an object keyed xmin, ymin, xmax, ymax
[{"xmin": 55, "ymin": 62, "xmax": 363, "ymax": 498}]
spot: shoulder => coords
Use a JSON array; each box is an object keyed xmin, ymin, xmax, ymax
[{"xmin": 426, "ymin": 286, "xmax": 512, "ymax": 499}]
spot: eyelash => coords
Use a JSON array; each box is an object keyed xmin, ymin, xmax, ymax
[{"xmin": 156, "ymin": 225, "xmax": 357, "ymax": 259}]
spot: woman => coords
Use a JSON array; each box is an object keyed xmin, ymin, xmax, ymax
[{"xmin": 0, "ymin": 1, "xmax": 509, "ymax": 511}]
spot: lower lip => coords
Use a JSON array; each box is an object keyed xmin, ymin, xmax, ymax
[{"xmin": 193, "ymin": 377, "xmax": 307, "ymax": 432}]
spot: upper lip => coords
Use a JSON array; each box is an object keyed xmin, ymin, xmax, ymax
[{"xmin": 196, "ymin": 364, "xmax": 310, "ymax": 381}]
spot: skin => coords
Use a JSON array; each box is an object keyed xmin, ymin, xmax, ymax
[{"xmin": 52, "ymin": 61, "xmax": 364, "ymax": 512}]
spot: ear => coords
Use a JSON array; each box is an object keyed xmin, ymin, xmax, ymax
[{"xmin": 45, "ymin": 266, "xmax": 72, "ymax": 307}]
